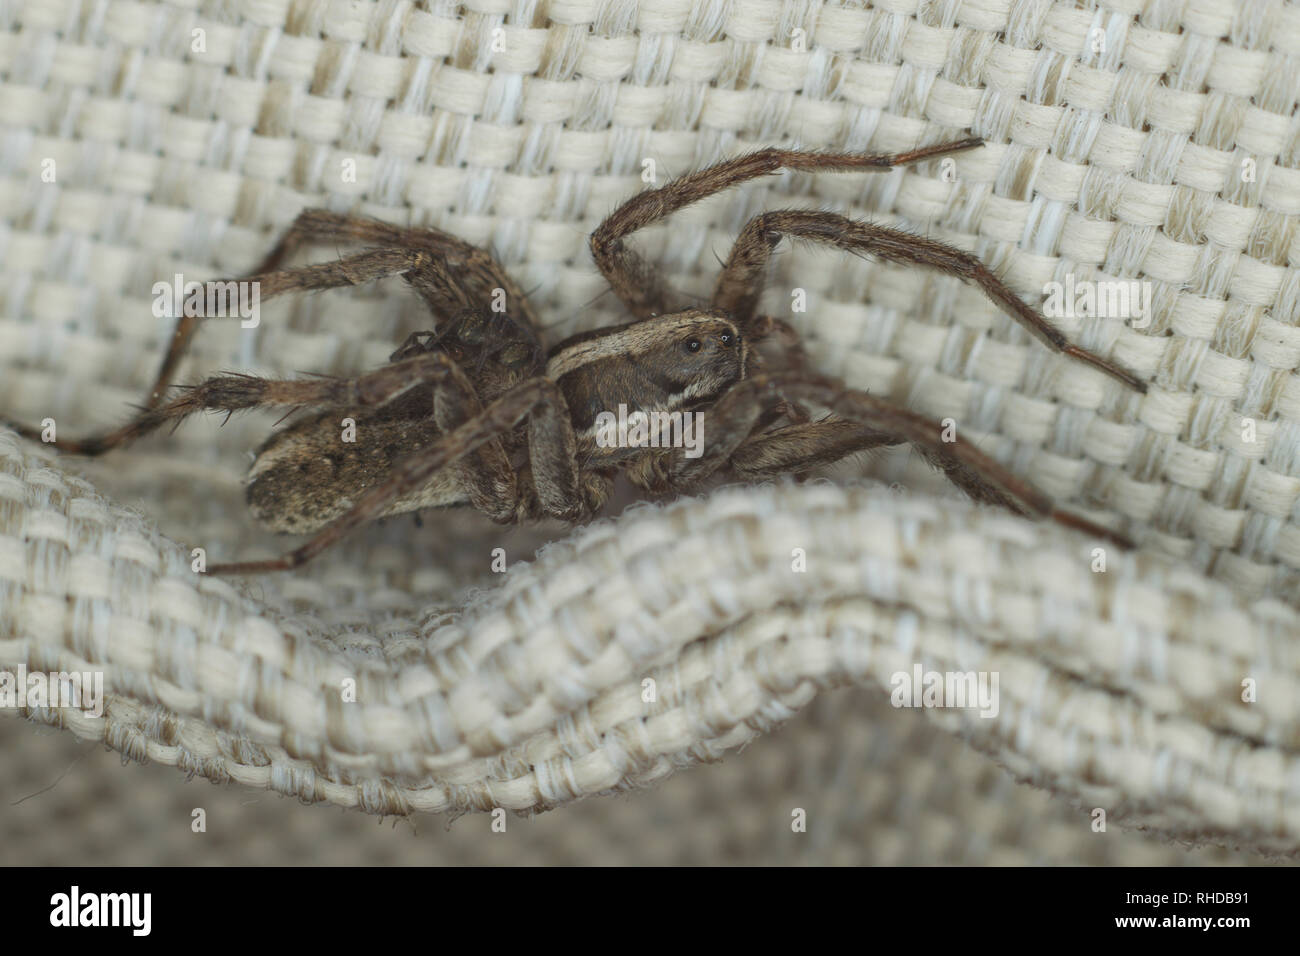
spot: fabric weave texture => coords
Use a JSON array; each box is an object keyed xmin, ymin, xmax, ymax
[{"xmin": 1, "ymin": 0, "xmax": 1298, "ymax": 861}]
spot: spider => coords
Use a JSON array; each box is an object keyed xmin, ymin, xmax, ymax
[{"xmin": 7, "ymin": 138, "xmax": 1145, "ymax": 574}]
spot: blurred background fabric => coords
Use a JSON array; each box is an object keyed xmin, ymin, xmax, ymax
[
  {"xmin": 1, "ymin": 0, "xmax": 1298, "ymax": 864},
  {"xmin": 0, "ymin": 685, "xmax": 1270, "ymax": 865}
]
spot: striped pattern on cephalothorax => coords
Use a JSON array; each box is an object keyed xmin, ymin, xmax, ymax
[{"xmin": 546, "ymin": 311, "xmax": 747, "ymax": 463}]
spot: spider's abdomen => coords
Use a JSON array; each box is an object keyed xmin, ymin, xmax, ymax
[{"xmin": 244, "ymin": 408, "xmax": 466, "ymax": 535}]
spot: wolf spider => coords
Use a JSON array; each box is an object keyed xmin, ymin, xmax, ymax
[{"xmin": 8, "ymin": 137, "xmax": 1145, "ymax": 574}]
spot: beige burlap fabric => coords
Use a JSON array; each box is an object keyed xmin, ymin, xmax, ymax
[{"xmin": 2, "ymin": 0, "xmax": 1298, "ymax": 863}]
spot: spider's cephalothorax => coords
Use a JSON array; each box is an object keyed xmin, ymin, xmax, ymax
[
  {"xmin": 7, "ymin": 138, "xmax": 1147, "ymax": 573},
  {"xmin": 547, "ymin": 311, "xmax": 748, "ymax": 453}
]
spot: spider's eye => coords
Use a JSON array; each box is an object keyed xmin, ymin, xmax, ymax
[
  {"xmin": 719, "ymin": 332, "xmax": 731, "ymax": 346},
  {"xmin": 685, "ymin": 339, "xmax": 702, "ymax": 353}
]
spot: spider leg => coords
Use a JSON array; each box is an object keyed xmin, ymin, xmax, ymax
[
  {"xmin": 712, "ymin": 210, "xmax": 1146, "ymax": 392},
  {"xmin": 145, "ymin": 247, "xmax": 431, "ymax": 409},
  {"xmin": 7, "ymin": 248, "xmax": 439, "ymax": 454},
  {"xmin": 9, "ymin": 351, "xmax": 466, "ymax": 456},
  {"xmin": 209, "ymin": 378, "xmax": 593, "ymax": 574},
  {"xmin": 734, "ymin": 414, "xmax": 1029, "ymax": 511},
  {"xmin": 426, "ymin": 355, "xmax": 518, "ymax": 522},
  {"xmin": 623, "ymin": 379, "xmax": 775, "ymax": 491},
  {"xmin": 630, "ymin": 372, "xmax": 823, "ymax": 489},
  {"xmin": 728, "ymin": 417, "xmax": 904, "ymax": 479},
  {"xmin": 249, "ymin": 209, "xmax": 543, "ymax": 340},
  {"xmin": 631, "ymin": 377, "xmax": 894, "ymax": 491},
  {"xmin": 147, "ymin": 206, "xmax": 545, "ymax": 410},
  {"xmin": 751, "ymin": 373, "xmax": 1134, "ymax": 548},
  {"xmin": 591, "ymin": 139, "xmax": 983, "ymax": 321}
]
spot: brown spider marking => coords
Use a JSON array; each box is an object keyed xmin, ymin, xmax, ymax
[{"xmin": 5, "ymin": 138, "xmax": 1145, "ymax": 573}]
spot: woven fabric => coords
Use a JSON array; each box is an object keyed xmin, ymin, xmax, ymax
[{"xmin": 1, "ymin": 0, "xmax": 1298, "ymax": 861}]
